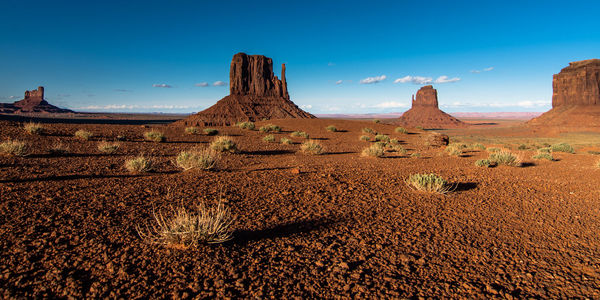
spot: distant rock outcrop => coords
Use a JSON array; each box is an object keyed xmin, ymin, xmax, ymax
[
  {"xmin": 529, "ymin": 59, "xmax": 600, "ymax": 127},
  {"xmin": 176, "ymin": 53, "xmax": 314, "ymax": 126},
  {"xmin": 394, "ymin": 85, "xmax": 466, "ymax": 128},
  {"xmin": 0, "ymin": 86, "xmax": 74, "ymax": 114}
]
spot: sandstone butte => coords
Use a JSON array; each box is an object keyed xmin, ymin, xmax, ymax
[
  {"xmin": 394, "ymin": 85, "xmax": 467, "ymax": 129},
  {"xmin": 176, "ymin": 53, "xmax": 315, "ymax": 126},
  {"xmin": 529, "ymin": 59, "xmax": 600, "ymax": 127},
  {"xmin": 0, "ymin": 86, "xmax": 74, "ymax": 114}
]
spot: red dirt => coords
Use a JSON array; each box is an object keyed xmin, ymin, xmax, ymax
[
  {"xmin": 1, "ymin": 118, "xmax": 600, "ymax": 298},
  {"xmin": 528, "ymin": 105, "xmax": 600, "ymax": 130}
]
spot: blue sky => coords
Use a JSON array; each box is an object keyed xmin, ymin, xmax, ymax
[{"xmin": 1, "ymin": 0, "xmax": 599, "ymax": 114}]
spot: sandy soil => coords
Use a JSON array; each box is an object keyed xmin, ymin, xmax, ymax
[{"xmin": 1, "ymin": 118, "xmax": 600, "ymax": 298}]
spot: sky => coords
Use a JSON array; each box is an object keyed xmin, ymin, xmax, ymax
[{"xmin": 1, "ymin": 0, "xmax": 599, "ymax": 114}]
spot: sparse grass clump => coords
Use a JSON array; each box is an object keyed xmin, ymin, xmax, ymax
[
  {"xmin": 185, "ymin": 127, "xmax": 200, "ymax": 135},
  {"xmin": 125, "ymin": 155, "xmax": 154, "ymax": 173},
  {"xmin": 374, "ymin": 134, "xmax": 390, "ymax": 143},
  {"xmin": 373, "ymin": 119, "xmax": 380, "ymax": 124},
  {"xmin": 445, "ymin": 145, "xmax": 463, "ymax": 156},
  {"xmin": 259, "ymin": 124, "xmax": 281, "ymax": 133},
  {"xmin": 395, "ymin": 127, "xmax": 408, "ymax": 134},
  {"xmin": 0, "ymin": 140, "xmax": 29, "ymax": 157},
  {"xmin": 144, "ymin": 130, "xmax": 166, "ymax": 142},
  {"xmin": 551, "ymin": 143, "xmax": 574, "ymax": 153},
  {"xmin": 410, "ymin": 153, "xmax": 421, "ymax": 158},
  {"xmin": 587, "ymin": 151, "xmax": 600, "ymax": 155},
  {"xmin": 390, "ymin": 138, "xmax": 400, "ymax": 145},
  {"xmin": 137, "ymin": 202, "xmax": 234, "ymax": 247},
  {"xmin": 475, "ymin": 159, "xmax": 493, "ymax": 167},
  {"xmin": 203, "ymin": 128, "xmax": 218, "ymax": 136},
  {"xmin": 176, "ymin": 148, "xmax": 220, "ymax": 170},
  {"xmin": 300, "ymin": 140, "xmax": 324, "ymax": 155},
  {"xmin": 325, "ymin": 125, "xmax": 338, "ymax": 132},
  {"xmin": 596, "ymin": 159, "xmax": 600, "ymax": 168},
  {"xmin": 489, "ymin": 150, "xmax": 521, "ymax": 167},
  {"xmin": 537, "ymin": 147, "xmax": 551, "ymax": 153},
  {"xmin": 359, "ymin": 135, "xmax": 371, "ymax": 142},
  {"xmin": 75, "ymin": 129, "xmax": 93, "ymax": 140},
  {"xmin": 210, "ymin": 136, "xmax": 238, "ymax": 153},
  {"xmin": 487, "ymin": 147, "xmax": 501, "ymax": 153},
  {"xmin": 48, "ymin": 141, "xmax": 69, "ymax": 155},
  {"xmin": 392, "ymin": 145, "xmax": 407, "ymax": 154},
  {"xmin": 362, "ymin": 128, "xmax": 375, "ymax": 134},
  {"xmin": 280, "ymin": 137, "xmax": 292, "ymax": 145},
  {"xmin": 236, "ymin": 121, "xmax": 255, "ymax": 130},
  {"xmin": 361, "ymin": 144, "xmax": 384, "ymax": 158},
  {"xmin": 24, "ymin": 122, "xmax": 44, "ymax": 135},
  {"xmin": 416, "ymin": 126, "xmax": 424, "ymax": 130},
  {"xmin": 532, "ymin": 152, "xmax": 554, "ymax": 161},
  {"xmin": 291, "ymin": 131, "xmax": 309, "ymax": 138},
  {"xmin": 406, "ymin": 173, "xmax": 452, "ymax": 194},
  {"xmin": 472, "ymin": 143, "xmax": 486, "ymax": 150},
  {"xmin": 263, "ymin": 134, "xmax": 275, "ymax": 143},
  {"xmin": 97, "ymin": 141, "xmax": 120, "ymax": 154}
]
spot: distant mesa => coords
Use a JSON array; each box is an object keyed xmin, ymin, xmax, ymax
[
  {"xmin": 176, "ymin": 52, "xmax": 315, "ymax": 126},
  {"xmin": 0, "ymin": 86, "xmax": 74, "ymax": 114},
  {"xmin": 394, "ymin": 85, "xmax": 467, "ymax": 129},
  {"xmin": 529, "ymin": 59, "xmax": 600, "ymax": 127}
]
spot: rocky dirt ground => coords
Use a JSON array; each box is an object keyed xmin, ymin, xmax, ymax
[{"xmin": 1, "ymin": 118, "xmax": 600, "ymax": 298}]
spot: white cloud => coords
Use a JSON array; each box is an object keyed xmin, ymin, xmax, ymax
[
  {"xmin": 434, "ymin": 75, "xmax": 460, "ymax": 83},
  {"xmin": 360, "ymin": 75, "xmax": 386, "ymax": 84},
  {"xmin": 300, "ymin": 104, "xmax": 313, "ymax": 109},
  {"xmin": 372, "ymin": 101, "xmax": 409, "ymax": 108},
  {"xmin": 394, "ymin": 76, "xmax": 433, "ymax": 84},
  {"xmin": 213, "ymin": 81, "xmax": 226, "ymax": 86},
  {"xmin": 335, "ymin": 80, "xmax": 343, "ymax": 85},
  {"xmin": 471, "ymin": 67, "xmax": 494, "ymax": 73},
  {"xmin": 484, "ymin": 67, "xmax": 494, "ymax": 71},
  {"xmin": 152, "ymin": 84, "xmax": 172, "ymax": 88},
  {"xmin": 194, "ymin": 82, "xmax": 209, "ymax": 87},
  {"xmin": 470, "ymin": 70, "xmax": 481, "ymax": 73}
]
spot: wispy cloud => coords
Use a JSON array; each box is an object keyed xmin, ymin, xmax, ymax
[
  {"xmin": 372, "ymin": 101, "xmax": 409, "ymax": 108},
  {"xmin": 152, "ymin": 84, "xmax": 172, "ymax": 88},
  {"xmin": 194, "ymin": 82, "xmax": 209, "ymax": 87},
  {"xmin": 335, "ymin": 80, "xmax": 343, "ymax": 85},
  {"xmin": 114, "ymin": 89, "xmax": 132, "ymax": 92},
  {"xmin": 471, "ymin": 67, "xmax": 494, "ymax": 73},
  {"xmin": 484, "ymin": 67, "xmax": 494, "ymax": 71},
  {"xmin": 213, "ymin": 81, "xmax": 226, "ymax": 86},
  {"xmin": 360, "ymin": 75, "xmax": 386, "ymax": 84},
  {"xmin": 434, "ymin": 75, "xmax": 460, "ymax": 83},
  {"xmin": 470, "ymin": 70, "xmax": 481, "ymax": 73},
  {"xmin": 394, "ymin": 75, "xmax": 460, "ymax": 84},
  {"xmin": 300, "ymin": 104, "xmax": 313, "ymax": 109},
  {"xmin": 0, "ymin": 95, "xmax": 19, "ymax": 100}
]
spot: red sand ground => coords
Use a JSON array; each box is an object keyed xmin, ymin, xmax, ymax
[{"xmin": 1, "ymin": 117, "xmax": 600, "ymax": 298}]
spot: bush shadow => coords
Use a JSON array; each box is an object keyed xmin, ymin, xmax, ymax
[
  {"xmin": 241, "ymin": 150, "xmax": 295, "ymax": 156},
  {"xmin": 232, "ymin": 217, "xmax": 342, "ymax": 246}
]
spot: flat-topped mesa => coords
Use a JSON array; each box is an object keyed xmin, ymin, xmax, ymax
[
  {"xmin": 0, "ymin": 86, "xmax": 74, "ymax": 114},
  {"xmin": 229, "ymin": 53, "xmax": 289, "ymax": 99},
  {"xmin": 412, "ymin": 85, "xmax": 438, "ymax": 107},
  {"xmin": 24, "ymin": 86, "xmax": 44, "ymax": 100},
  {"xmin": 552, "ymin": 59, "xmax": 600, "ymax": 107}
]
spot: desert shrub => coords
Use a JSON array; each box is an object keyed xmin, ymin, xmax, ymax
[
  {"xmin": 587, "ymin": 151, "xmax": 600, "ymax": 155},
  {"xmin": 487, "ymin": 147, "xmax": 501, "ymax": 153},
  {"xmin": 448, "ymin": 143, "xmax": 468, "ymax": 149},
  {"xmin": 596, "ymin": 159, "xmax": 600, "ymax": 168},
  {"xmin": 359, "ymin": 135, "xmax": 371, "ymax": 141},
  {"xmin": 472, "ymin": 143, "xmax": 486, "ymax": 150},
  {"xmin": 48, "ymin": 141, "xmax": 69, "ymax": 155},
  {"xmin": 374, "ymin": 134, "xmax": 390, "ymax": 143},
  {"xmin": 185, "ymin": 127, "xmax": 200, "ymax": 135},
  {"xmin": 259, "ymin": 124, "xmax": 281, "ymax": 133},
  {"xmin": 236, "ymin": 122, "xmax": 255, "ymax": 130},
  {"xmin": 446, "ymin": 147, "xmax": 462, "ymax": 156},
  {"xmin": 410, "ymin": 153, "xmax": 421, "ymax": 158},
  {"xmin": 395, "ymin": 127, "xmax": 407, "ymax": 134},
  {"xmin": 373, "ymin": 119, "xmax": 381, "ymax": 124},
  {"xmin": 475, "ymin": 159, "xmax": 493, "ymax": 167},
  {"xmin": 374, "ymin": 141, "xmax": 388, "ymax": 148},
  {"xmin": 538, "ymin": 147, "xmax": 552, "ymax": 153},
  {"xmin": 210, "ymin": 136, "xmax": 238, "ymax": 153},
  {"xmin": 551, "ymin": 143, "xmax": 574, "ymax": 153},
  {"xmin": 325, "ymin": 125, "xmax": 338, "ymax": 132},
  {"xmin": 203, "ymin": 128, "xmax": 218, "ymax": 136},
  {"xmin": 176, "ymin": 148, "xmax": 220, "ymax": 170},
  {"xmin": 361, "ymin": 144, "xmax": 384, "ymax": 158},
  {"xmin": 406, "ymin": 173, "xmax": 452, "ymax": 194},
  {"xmin": 392, "ymin": 145, "xmax": 407, "ymax": 154},
  {"xmin": 280, "ymin": 137, "xmax": 292, "ymax": 145},
  {"xmin": 532, "ymin": 153, "xmax": 554, "ymax": 161},
  {"xmin": 97, "ymin": 141, "xmax": 120, "ymax": 154},
  {"xmin": 362, "ymin": 128, "xmax": 375, "ymax": 134},
  {"xmin": 125, "ymin": 155, "xmax": 154, "ymax": 173},
  {"xmin": 137, "ymin": 202, "xmax": 234, "ymax": 247},
  {"xmin": 263, "ymin": 134, "xmax": 275, "ymax": 143},
  {"xmin": 24, "ymin": 122, "xmax": 44, "ymax": 135},
  {"xmin": 517, "ymin": 144, "xmax": 528, "ymax": 150},
  {"xmin": 489, "ymin": 150, "xmax": 521, "ymax": 167},
  {"xmin": 144, "ymin": 130, "xmax": 166, "ymax": 142},
  {"xmin": 0, "ymin": 140, "xmax": 29, "ymax": 157},
  {"xmin": 75, "ymin": 129, "xmax": 93, "ymax": 140},
  {"xmin": 291, "ymin": 131, "xmax": 309, "ymax": 138},
  {"xmin": 416, "ymin": 126, "xmax": 424, "ymax": 130},
  {"xmin": 300, "ymin": 140, "xmax": 324, "ymax": 155}
]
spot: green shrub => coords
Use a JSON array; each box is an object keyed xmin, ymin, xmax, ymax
[
  {"xmin": 280, "ymin": 137, "xmax": 292, "ymax": 145},
  {"xmin": 538, "ymin": 147, "xmax": 552, "ymax": 153},
  {"xmin": 487, "ymin": 147, "xmax": 501, "ymax": 153},
  {"xmin": 406, "ymin": 173, "xmax": 452, "ymax": 194},
  {"xmin": 392, "ymin": 145, "xmax": 407, "ymax": 154},
  {"xmin": 259, "ymin": 124, "xmax": 281, "ymax": 133},
  {"xmin": 185, "ymin": 127, "xmax": 200, "ymax": 135},
  {"xmin": 532, "ymin": 153, "xmax": 553, "ymax": 161},
  {"xmin": 410, "ymin": 153, "xmax": 421, "ymax": 158},
  {"xmin": 374, "ymin": 141, "xmax": 388, "ymax": 148},
  {"xmin": 291, "ymin": 131, "xmax": 309, "ymax": 138},
  {"xmin": 395, "ymin": 127, "xmax": 407, "ymax": 134},
  {"xmin": 24, "ymin": 122, "xmax": 44, "ymax": 135},
  {"xmin": 587, "ymin": 151, "xmax": 600, "ymax": 155},
  {"xmin": 373, "ymin": 119, "xmax": 380, "ymax": 124},
  {"xmin": 359, "ymin": 135, "xmax": 371, "ymax": 141},
  {"xmin": 203, "ymin": 128, "xmax": 218, "ymax": 136},
  {"xmin": 75, "ymin": 129, "xmax": 93, "ymax": 140},
  {"xmin": 0, "ymin": 140, "xmax": 29, "ymax": 157},
  {"xmin": 416, "ymin": 126, "xmax": 424, "ymax": 130},
  {"xmin": 472, "ymin": 143, "xmax": 486, "ymax": 150},
  {"xmin": 551, "ymin": 143, "xmax": 574, "ymax": 153},
  {"xmin": 263, "ymin": 134, "xmax": 275, "ymax": 143},
  {"xmin": 489, "ymin": 150, "xmax": 521, "ymax": 167},
  {"xmin": 210, "ymin": 136, "xmax": 238, "ymax": 153},
  {"xmin": 362, "ymin": 128, "xmax": 375, "ymax": 134},
  {"xmin": 374, "ymin": 134, "xmax": 390, "ymax": 143},
  {"xmin": 445, "ymin": 145, "xmax": 463, "ymax": 156},
  {"xmin": 325, "ymin": 125, "xmax": 338, "ymax": 132},
  {"xmin": 361, "ymin": 144, "xmax": 384, "ymax": 158},
  {"xmin": 300, "ymin": 140, "xmax": 324, "ymax": 155},
  {"xmin": 517, "ymin": 144, "xmax": 528, "ymax": 150},
  {"xmin": 125, "ymin": 155, "xmax": 154, "ymax": 173},
  {"xmin": 236, "ymin": 122, "xmax": 255, "ymax": 130},
  {"xmin": 97, "ymin": 141, "xmax": 120, "ymax": 154},
  {"xmin": 175, "ymin": 148, "xmax": 220, "ymax": 170},
  {"xmin": 475, "ymin": 159, "xmax": 493, "ymax": 167},
  {"xmin": 144, "ymin": 130, "xmax": 166, "ymax": 142},
  {"xmin": 48, "ymin": 141, "xmax": 69, "ymax": 155}
]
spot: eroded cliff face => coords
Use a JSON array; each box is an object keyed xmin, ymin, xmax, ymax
[
  {"xmin": 412, "ymin": 85, "xmax": 438, "ymax": 107},
  {"xmin": 552, "ymin": 59, "xmax": 600, "ymax": 107},
  {"xmin": 0, "ymin": 86, "xmax": 74, "ymax": 114},
  {"xmin": 395, "ymin": 85, "xmax": 466, "ymax": 129},
  {"xmin": 229, "ymin": 53, "xmax": 289, "ymax": 99}
]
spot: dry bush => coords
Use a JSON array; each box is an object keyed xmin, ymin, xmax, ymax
[
  {"xmin": 395, "ymin": 127, "xmax": 408, "ymax": 134},
  {"xmin": 280, "ymin": 137, "xmax": 292, "ymax": 145},
  {"xmin": 532, "ymin": 152, "xmax": 553, "ymax": 161},
  {"xmin": 325, "ymin": 125, "xmax": 338, "ymax": 132},
  {"xmin": 362, "ymin": 128, "xmax": 375, "ymax": 134},
  {"xmin": 97, "ymin": 141, "xmax": 120, "ymax": 154},
  {"xmin": 359, "ymin": 135, "xmax": 371, "ymax": 141},
  {"xmin": 176, "ymin": 148, "xmax": 220, "ymax": 170},
  {"xmin": 0, "ymin": 140, "xmax": 29, "ymax": 157},
  {"xmin": 551, "ymin": 143, "xmax": 574, "ymax": 153},
  {"xmin": 236, "ymin": 122, "xmax": 255, "ymax": 130},
  {"xmin": 392, "ymin": 145, "xmax": 407, "ymax": 154},
  {"xmin": 300, "ymin": 140, "xmax": 324, "ymax": 155},
  {"xmin": 144, "ymin": 130, "xmax": 166, "ymax": 142},
  {"xmin": 445, "ymin": 146, "xmax": 463, "ymax": 156},
  {"xmin": 486, "ymin": 147, "xmax": 501, "ymax": 153},
  {"xmin": 125, "ymin": 155, "xmax": 154, "ymax": 173},
  {"xmin": 48, "ymin": 141, "xmax": 69, "ymax": 155},
  {"xmin": 203, "ymin": 128, "xmax": 218, "ymax": 136},
  {"xmin": 472, "ymin": 143, "xmax": 486, "ymax": 150},
  {"xmin": 210, "ymin": 136, "xmax": 238, "ymax": 153},
  {"xmin": 259, "ymin": 124, "xmax": 281, "ymax": 133},
  {"xmin": 75, "ymin": 129, "xmax": 93, "ymax": 140},
  {"xmin": 374, "ymin": 134, "xmax": 390, "ymax": 143},
  {"xmin": 137, "ymin": 202, "xmax": 234, "ymax": 248},
  {"xmin": 263, "ymin": 134, "xmax": 275, "ymax": 143},
  {"xmin": 185, "ymin": 127, "xmax": 200, "ymax": 135},
  {"xmin": 24, "ymin": 122, "xmax": 44, "ymax": 135},
  {"xmin": 489, "ymin": 150, "xmax": 521, "ymax": 167},
  {"xmin": 475, "ymin": 159, "xmax": 493, "ymax": 167},
  {"xmin": 596, "ymin": 159, "xmax": 600, "ymax": 168},
  {"xmin": 373, "ymin": 119, "xmax": 381, "ymax": 124},
  {"xmin": 291, "ymin": 131, "xmax": 309, "ymax": 138},
  {"xmin": 361, "ymin": 144, "xmax": 384, "ymax": 158},
  {"xmin": 410, "ymin": 152, "xmax": 421, "ymax": 158},
  {"xmin": 406, "ymin": 173, "xmax": 452, "ymax": 194}
]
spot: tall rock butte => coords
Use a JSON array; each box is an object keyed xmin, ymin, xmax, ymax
[
  {"xmin": 176, "ymin": 53, "xmax": 314, "ymax": 126},
  {"xmin": 0, "ymin": 86, "xmax": 74, "ymax": 114},
  {"xmin": 529, "ymin": 59, "xmax": 600, "ymax": 127},
  {"xmin": 394, "ymin": 85, "xmax": 466, "ymax": 128}
]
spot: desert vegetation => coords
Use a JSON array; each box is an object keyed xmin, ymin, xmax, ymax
[
  {"xmin": 263, "ymin": 134, "xmax": 275, "ymax": 143},
  {"xmin": 74, "ymin": 129, "xmax": 93, "ymax": 140},
  {"xmin": 300, "ymin": 140, "xmax": 324, "ymax": 155},
  {"xmin": 203, "ymin": 128, "xmax": 218, "ymax": 136},
  {"xmin": 236, "ymin": 121, "xmax": 255, "ymax": 130},
  {"xmin": 361, "ymin": 144, "xmax": 384, "ymax": 158},
  {"xmin": 259, "ymin": 124, "xmax": 281, "ymax": 133},
  {"xmin": 175, "ymin": 148, "xmax": 220, "ymax": 170},
  {"xmin": 48, "ymin": 141, "xmax": 69, "ymax": 155},
  {"xmin": 551, "ymin": 142, "xmax": 574, "ymax": 153},
  {"xmin": 280, "ymin": 137, "xmax": 292, "ymax": 145},
  {"xmin": 325, "ymin": 125, "xmax": 338, "ymax": 132},
  {"xmin": 488, "ymin": 150, "xmax": 521, "ymax": 167},
  {"xmin": 406, "ymin": 173, "xmax": 452, "ymax": 194},
  {"xmin": 475, "ymin": 159, "xmax": 493, "ymax": 167},
  {"xmin": 24, "ymin": 122, "xmax": 44, "ymax": 135},
  {"xmin": 185, "ymin": 127, "xmax": 200, "ymax": 135},
  {"xmin": 0, "ymin": 140, "xmax": 29, "ymax": 156},
  {"xmin": 144, "ymin": 130, "xmax": 166, "ymax": 142},
  {"xmin": 97, "ymin": 141, "xmax": 120, "ymax": 154},
  {"xmin": 291, "ymin": 131, "xmax": 309, "ymax": 138},
  {"xmin": 395, "ymin": 127, "xmax": 407, "ymax": 134},
  {"xmin": 210, "ymin": 136, "xmax": 238, "ymax": 153},
  {"xmin": 359, "ymin": 135, "xmax": 370, "ymax": 141},
  {"xmin": 374, "ymin": 134, "xmax": 390, "ymax": 143},
  {"xmin": 125, "ymin": 155, "xmax": 154, "ymax": 173}
]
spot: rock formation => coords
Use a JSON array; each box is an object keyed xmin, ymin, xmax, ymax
[
  {"xmin": 529, "ymin": 59, "xmax": 600, "ymax": 127},
  {"xmin": 394, "ymin": 85, "xmax": 467, "ymax": 128},
  {"xmin": 176, "ymin": 53, "xmax": 314, "ymax": 126},
  {"xmin": 0, "ymin": 86, "xmax": 74, "ymax": 114}
]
